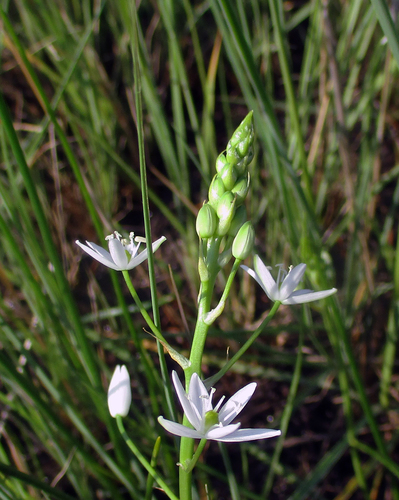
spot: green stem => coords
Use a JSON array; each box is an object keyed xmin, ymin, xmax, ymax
[
  {"xmin": 178, "ymin": 242, "xmax": 222, "ymax": 500},
  {"xmin": 126, "ymin": 0, "xmax": 176, "ymax": 424},
  {"xmin": 121, "ymin": 271, "xmax": 167, "ymax": 344},
  {"xmin": 183, "ymin": 439, "xmax": 208, "ymax": 474},
  {"xmin": 116, "ymin": 416, "xmax": 179, "ymax": 500},
  {"xmin": 204, "ymin": 258, "xmax": 242, "ymax": 325}
]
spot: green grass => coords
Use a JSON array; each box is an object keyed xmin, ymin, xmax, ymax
[{"xmin": 0, "ymin": 0, "xmax": 399, "ymax": 498}]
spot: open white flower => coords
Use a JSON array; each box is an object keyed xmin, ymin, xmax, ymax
[
  {"xmin": 158, "ymin": 371, "xmax": 281, "ymax": 442},
  {"xmin": 241, "ymin": 255, "xmax": 337, "ymax": 305},
  {"xmin": 108, "ymin": 365, "xmax": 132, "ymax": 418},
  {"xmin": 76, "ymin": 231, "xmax": 166, "ymax": 271}
]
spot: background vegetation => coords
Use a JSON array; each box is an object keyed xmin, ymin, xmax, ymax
[{"xmin": 0, "ymin": 0, "xmax": 398, "ymax": 498}]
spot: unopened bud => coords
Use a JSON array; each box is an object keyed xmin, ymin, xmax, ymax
[
  {"xmin": 108, "ymin": 365, "xmax": 132, "ymax": 418},
  {"xmin": 231, "ymin": 172, "xmax": 250, "ymax": 206},
  {"xmin": 217, "ymin": 192, "xmax": 236, "ymax": 236},
  {"xmin": 216, "ymin": 152, "xmax": 228, "ymax": 174},
  {"xmin": 219, "ymin": 162, "xmax": 238, "ymax": 191},
  {"xmin": 226, "ymin": 111, "xmax": 254, "ymax": 173},
  {"xmin": 208, "ymin": 175, "xmax": 226, "ymax": 209},
  {"xmin": 228, "ymin": 205, "xmax": 247, "ymax": 237},
  {"xmin": 232, "ymin": 221, "xmax": 255, "ymax": 260},
  {"xmin": 196, "ymin": 203, "xmax": 218, "ymax": 239}
]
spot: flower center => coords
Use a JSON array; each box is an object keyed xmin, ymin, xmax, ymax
[
  {"xmin": 105, "ymin": 231, "xmax": 143, "ymax": 260},
  {"xmin": 204, "ymin": 410, "xmax": 219, "ymax": 431}
]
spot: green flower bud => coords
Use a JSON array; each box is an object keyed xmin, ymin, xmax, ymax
[
  {"xmin": 216, "ymin": 191, "xmax": 236, "ymax": 236},
  {"xmin": 232, "ymin": 221, "xmax": 255, "ymax": 260},
  {"xmin": 196, "ymin": 203, "xmax": 218, "ymax": 239},
  {"xmin": 208, "ymin": 175, "xmax": 225, "ymax": 209},
  {"xmin": 226, "ymin": 111, "xmax": 254, "ymax": 173},
  {"xmin": 227, "ymin": 205, "xmax": 247, "ymax": 237},
  {"xmin": 231, "ymin": 172, "xmax": 250, "ymax": 206},
  {"xmin": 216, "ymin": 153, "xmax": 228, "ymax": 174},
  {"xmin": 219, "ymin": 162, "xmax": 238, "ymax": 191}
]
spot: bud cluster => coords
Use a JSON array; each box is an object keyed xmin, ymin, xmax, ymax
[{"xmin": 196, "ymin": 112, "xmax": 255, "ymax": 261}]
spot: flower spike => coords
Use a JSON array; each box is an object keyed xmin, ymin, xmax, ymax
[
  {"xmin": 241, "ymin": 255, "xmax": 337, "ymax": 305},
  {"xmin": 76, "ymin": 231, "xmax": 166, "ymax": 271},
  {"xmin": 158, "ymin": 371, "xmax": 281, "ymax": 442}
]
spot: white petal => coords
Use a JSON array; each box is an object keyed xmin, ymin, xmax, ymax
[
  {"xmin": 253, "ymin": 255, "xmax": 279, "ymax": 299},
  {"xmin": 152, "ymin": 235, "xmax": 167, "ymax": 251},
  {"xmin": 75, "ymin": 240, "xmax": 120, "ymax": 270},
  {"xmin": 278, "ymin": 263, "xmax": 306, "ymax": 300},
  {"xmin": 125, "ymin": 236, "xmax": 167, "ymax": 270},
  {"xmin": 241, "ymin": 265, "xmax": 272, "ymax": 300},
  {"xmin": 126, "ymin": 249, "xmax": 150, "ymax": 269},
  {"xmin": 188, "ymin": 372, "xmax": 212, "ymax": 419},
  {"xmin": 218, "ymin": 383, "xmax": 256, "ymax": 425},
  {"xmin": 157, "ymin": 416, "xmax": 203, "ymax": 439},
  {"xmin": 108, "ymin": 238, "xmax": 128, "ymax": 269},
  {"xmin": 215, "ymin": 428, "xmax": 281, "ymax": 442},
  {"xmin": 206, "ymin": 422, "xmax": 241, "ymax": 440},
  {"xmin": 86, "ymin": 241, "xmax": 114, "ymax": 260},
  {"xmin": 172, "ymin": 371, "xmax": 202, "ymax": 430},
  {"xmin": 283, "ymin": 288, "xmax": 337, "ymax": 304}
]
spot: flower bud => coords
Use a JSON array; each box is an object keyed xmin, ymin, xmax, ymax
[
  {"xmin": 196, "ymin": 203, "xmax": 218, "ymax": 239},
  {"xmin": 208, "ymin": 175, "xmax": 226, "ymax": 209},
  {"xmin": 219, "ymin": 162, "xmax": 238, "ymax": 191},
  {"xmin": 232, "ymin": 221, "xmax": 255, "ymax": 260},
  {"xmin": 231, "ymin": 172, "xmax": 250, "ymax": 206},
  {"xmin": 108, "ymin": 365, "xmax": 132, "ymax": 418},
  {"xmin": 217, "ymin": 192, "xmax": 236, "ymax": 236},
  {"xmin": 227, "ymin": 204, "xmax": 247, "ymax": 237},
  {"xmin": 226, "ymin": 111, "xmax": 254, "ymax": 173},
  {"xmin": 216, "ymin": 152, "xmax": 228, "ymax": 174}
]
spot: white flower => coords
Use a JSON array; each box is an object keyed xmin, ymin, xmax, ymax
[
  {"xmin": 76, "ymin": 231, "xmax": 166, "ymax": 271},
  {"xmin": 241, "ymin": 255, "xmax": 337, "ymax": 305},
  {"xmin": 158, "ymin": 371, "xmax": 281, "ymax": 442},
  {"xmin": 108, "ymin": 365, "xmax": 132, "ymax": 418}
]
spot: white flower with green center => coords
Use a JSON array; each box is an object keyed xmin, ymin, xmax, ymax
[
  {"xmin": 241, "ymin": 255, "xmax": 337, "ymax": 305},
  {"xmin": 76, "ymin": 231, "xmax": 166, "ymax": 271},
  {"xmin": 158, "ymin": 371, "xmax": 281, "ymax": 442}
]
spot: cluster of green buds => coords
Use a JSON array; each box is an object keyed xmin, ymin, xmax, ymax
[{"xmin": 196, "ymin": 111, "xmax": 255, "ymax": 263}]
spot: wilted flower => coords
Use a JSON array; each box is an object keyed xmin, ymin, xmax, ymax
[
  {"xmin": 241, "ymin": 255, "xmax": 337, "ymax": 305},
  {"xmin": 158, "ymin": 371, "xmax": 281, "ymax": 442},
  {"xmin": 76, "ymin": 231, "xmax": 166, "ymax": 271},
  {"xmin": 108, "ymin": 365, "xmax": 132, "ymax": 418}
]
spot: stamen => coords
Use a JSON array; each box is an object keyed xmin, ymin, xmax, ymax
[
  {"xmin": 106, "ymin": 231, "xmax": 122, "ymax": 241},
  {"xmin": 134, "ymin": 236, "xmax": 147, "ymax": 244},
  {"xmin": 222, "ymin": 399, "xmax": 244, "ymax": 422},
  {"xmin": 275, "ymin": 263, "xmax": 287, "ymax": 287},
  {"xmin": 214, "ymin": 395, "xmax": 225, "ymax": 412}
]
